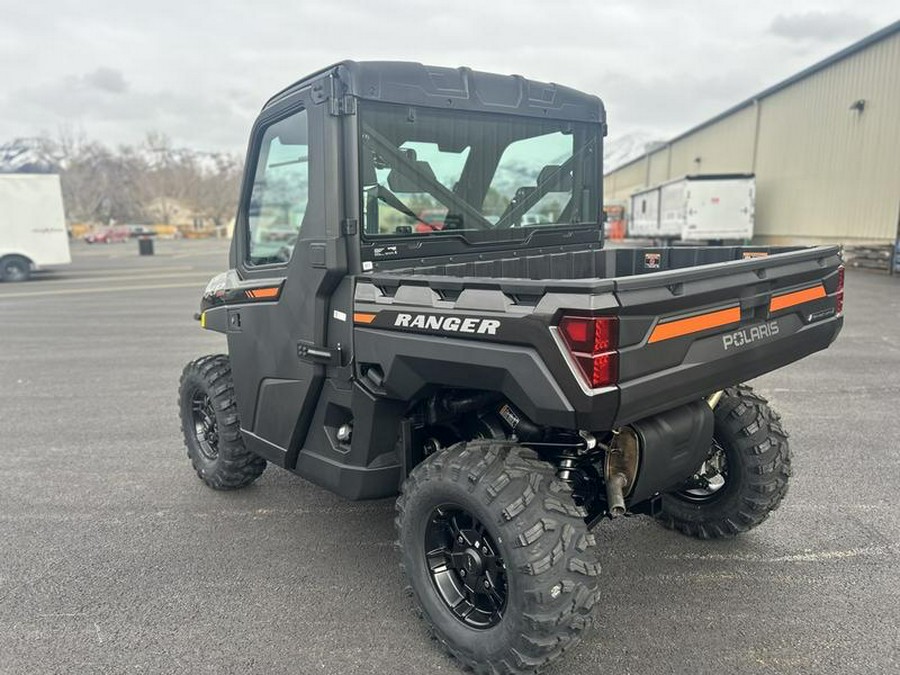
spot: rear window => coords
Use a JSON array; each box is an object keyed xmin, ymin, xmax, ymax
[{"xmin": 359, "ymin": 102, "xmax": 601, "ymax": 239}]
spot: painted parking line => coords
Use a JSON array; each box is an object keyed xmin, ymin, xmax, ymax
[
  {"xmin": 41, "ymin": 266, "xmax": 198, "ymax": 278},
  {"xmin": 0, "ymin": 281, "xmax": 210, "ymax": 299},
  {"xmin": 24, "ymin": 271, "xmax": 210, "ymax": 286},
  {"xmin": 168, "ymin": 247, "xmax": 232, "ymax": 258},
  {"xmin": 663, "ymin": 546, "xmax": 890, "ymax": 563}
]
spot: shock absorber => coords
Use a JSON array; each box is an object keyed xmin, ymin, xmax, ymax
[{"xmin": 558, "ymin": 456, "xmax": 579, "ymax": 483}]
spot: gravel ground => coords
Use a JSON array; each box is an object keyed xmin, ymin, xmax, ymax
[{"xmin": 1, "ymin": 239, "xmax": 897, "ymax": 674}]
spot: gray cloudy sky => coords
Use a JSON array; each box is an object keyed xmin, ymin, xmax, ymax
[{"xmin": 1, "ymin": 0, "xmax": 896, "ymax": 151}]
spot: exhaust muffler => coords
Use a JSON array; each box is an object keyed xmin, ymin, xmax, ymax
[
  {"xmin": 604, "ymin": 472, "xmax": 628, "ymax": 517},
  {"xmin": 604, "ymin": 427, "xmax": 640, "ymax": 518}
]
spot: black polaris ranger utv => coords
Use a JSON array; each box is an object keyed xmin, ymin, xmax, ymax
[{"xmin": 179, "ymin": 62, "xmax": 843, "ymax": 674}]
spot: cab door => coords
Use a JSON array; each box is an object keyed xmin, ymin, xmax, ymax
[{"xmin": 226, "ymin": 89, "xmax": 346, "ymax": 466}]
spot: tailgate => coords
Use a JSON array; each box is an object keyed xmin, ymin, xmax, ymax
[{"xmin": 610, "ymin": 246, "xmax": 843, "ymax": 424}]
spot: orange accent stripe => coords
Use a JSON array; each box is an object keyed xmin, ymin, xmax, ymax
[
  {"xmin": 648, "ymin": 306, "xmax": 741, "ymax": 344},
  {"xmin": 769, "ymin": 285, "xmax": 826, "ymax": 312},
  {"xmin": 354, "ymin": 312, "xmax": 377, "ymax": 324},
  {"xmin": 247, "ymin": 287, "xmax": 280, "ymax": 300}
]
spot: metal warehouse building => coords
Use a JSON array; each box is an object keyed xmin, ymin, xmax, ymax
[{"xmin": 604, "ymin": 21, "xmax": 900, "ymax": 245}]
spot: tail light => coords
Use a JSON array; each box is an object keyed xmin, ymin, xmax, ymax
[
  {"xmin": 835, "ymin": 265, "xmax": 845, "ymax": 315},
  {"xmin": 558, "ymin": 316, "xmax": 619, "ymax": 388}
]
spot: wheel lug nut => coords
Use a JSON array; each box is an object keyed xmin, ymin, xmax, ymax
[
  {"xmin": 483, "ymin": 580, "xmax": 490, "ymax": 588},
  {"xmin": 458, "ymin": 536, "xmax": 464, "ymax": 543},
  {"xmin": 460, "ymin": 569, "xmax": 466, "ymax": 577}
]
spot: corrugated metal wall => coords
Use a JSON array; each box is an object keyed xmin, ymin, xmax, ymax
[
  {"xmin": 754, "ymin": 33, "xmax": 900, "ymax": 242},
  {"xmin": 668, "ymin": 105, "xmax": 757, "ymax": 177},
  {"xmin": 604, "ymin": 28, "xmax": 900, "ymax": 243},
  {"xmin": 604, "ymin": 156, "xmax": 650, "ymax": 204}
]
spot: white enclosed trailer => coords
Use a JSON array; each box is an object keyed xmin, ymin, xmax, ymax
[
  {"xmin": 629, "ymin": 174, "xmax": 755, "ymax": 242},
  {"xmin": 628, "ymin": 185, "xmax": 660, "ymax": 238},
  {"xmin": 0, "ymin": 174, "xmax": 70, "ymax": 281}
]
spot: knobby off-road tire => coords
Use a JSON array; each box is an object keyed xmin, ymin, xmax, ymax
[
  {"xmin": 656, "ymin": 384, "xmax": 791, "ymax": 539},
  {"xmin": 178, "ymin": 354, "xmax": 266, "ymax": 490},
  {"xmin": 396, "ymin": 441, "xmax": 601, "ymax": 674}
]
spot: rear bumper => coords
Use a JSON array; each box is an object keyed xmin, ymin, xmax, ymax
[
  {"xmin": 612, "ymin": 314, "xmax": 842, "ymax": 425},
  {"xmin": 354, "ymin": 311, "xmax": 842, "ymax": 433},
  {"xmin": 354, "ymin": 246, "xmax": 844, "ymax": 433}
]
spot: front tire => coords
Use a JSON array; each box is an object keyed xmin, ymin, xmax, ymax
[
  {"xmin": 655, "ymin": 384, "xmax": 791, "ymax": 539},
  {"xmin": 396, "ymin": 441, "xmax": 601, "ymax": 674},
  {"xmin": 178, "ymin": 354, "xmax": 266, "ymax": 490},
  {"xmin": 0, "ymin": 255, "xmax": 31, "ymax": 282}
]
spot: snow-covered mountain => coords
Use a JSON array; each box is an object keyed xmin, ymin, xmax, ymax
[
  {"xmin": 0, "ymin": 137, "xmax": 62, "ymax": 173},
  {"xmin": 0, "ymin": 136, "xmax": 238, "ymax": 175},
  {"xmin": 604, "ymin": 131, "xmax": 666, "ymax": 172},
  {"xmin": 139, "ymin": 146, "xmax": 240, "ymax": 174}
]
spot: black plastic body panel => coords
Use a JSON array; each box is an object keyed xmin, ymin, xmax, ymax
[
  {"xmin": 267, "ymin": 61, "xmax": 605, "ymax": 125},
  {"xmin": 354, "ymin": 329, "xmax": 578, "ymax": 428},
  {"xmin": 617, "ymin": 316, "xmax": 840, "ymax": 424},
  {"xmin": 292, "ymin": 381, "xmax": 404, "ymax": 500}
]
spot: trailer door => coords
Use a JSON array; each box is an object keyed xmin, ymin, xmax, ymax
[
  {"xmin": 659, "ymin": 180, "xmax": 686, "ymax": 239},
  {"xmin": 629, "ymin": 187, "xmax": 660, "ymax": 237},
  {"xmin": 684, "ymin": 178, "xmax": 755, "ymax": 241}
]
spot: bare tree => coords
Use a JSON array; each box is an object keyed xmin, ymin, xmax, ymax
[
  {"xmin": 27, "ymin": 129, "xmax": 242, "ymax": 228},
  {"xmin": 193, "ymin": 154, "xmax": 243, "ymax": 233}
]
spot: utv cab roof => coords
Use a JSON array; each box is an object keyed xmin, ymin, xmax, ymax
[{"xmin": 264, "ymin": 60, "xmax": 606, "ymax": 126}]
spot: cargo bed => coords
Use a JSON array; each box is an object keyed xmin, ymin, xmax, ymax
[{"xmin": 354, "ymin": 244, "xmax": 844, "ymax": 429}]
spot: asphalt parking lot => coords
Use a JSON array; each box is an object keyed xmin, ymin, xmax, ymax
[{"xmin": 1, "ymin": 239, "xmax": 898, "ymax": 674}]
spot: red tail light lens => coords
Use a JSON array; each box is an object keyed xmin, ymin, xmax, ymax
[
  {"xmin": 835, "ymin": 265, "xmax": 845, "ymax": 315},
  {"xmin": 583, "ymin": 352, "xmax": 618, "ymax": 389},
  {"xmin": 558, "ymin": 316, "xmax": 619, "ymax": 388},
  {"xmin": 559, "ymin": 316, "xmax": 616, "ymax": 352}
]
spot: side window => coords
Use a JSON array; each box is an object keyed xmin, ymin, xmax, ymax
[{"xmin": 247, "ymin": 108, "xmax": 309, "ymax": 265}]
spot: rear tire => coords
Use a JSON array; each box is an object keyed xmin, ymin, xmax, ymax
[
  {"xmin": 0, "ymin": 255, "xmax": 31, "ymax": 282},
  {"xmin": 655, "ymin": 384, "xmax": 791, "ymax": 539},
  {"xmin": 396, "ymin": 440, "xmax": 601, "ymax": 674},
  {"xmin": 178, "ymin": 354, "xmax": 266, "ymax": 490}
]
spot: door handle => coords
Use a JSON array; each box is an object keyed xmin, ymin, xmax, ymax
[{"xmin": 297, "ymin": 340, "xmax": 341, "ymax": 365}]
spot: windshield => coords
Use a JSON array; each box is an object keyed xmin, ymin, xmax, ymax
[{"xmin": 359, "ymin": 102, "xmax": 602, "ymax": 238}]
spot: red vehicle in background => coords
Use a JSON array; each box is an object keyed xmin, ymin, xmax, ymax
[
  {"xmin": 415, "ymin": 208, "xmax": 447, "ymax": 232},
  {"xmin": 84, "ymin": 226, "xmax": 130, "ymax": 244}
]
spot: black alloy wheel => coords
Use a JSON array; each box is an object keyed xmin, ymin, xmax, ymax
[
  {"xmin": 190, "ymin": 391, "xmax": 220, "ymax": 460},
  {"xmin": 425, "ymin": 504, "xmax": 507, "ymax": 629},
  {"xmin": 675, "ymin": 439, "xmax": 729, "ymax": 503}
]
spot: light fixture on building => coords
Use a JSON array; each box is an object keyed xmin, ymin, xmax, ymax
[{"xmin": 850, "ymin": 99, "xmax": 866, "ymax": 113}]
